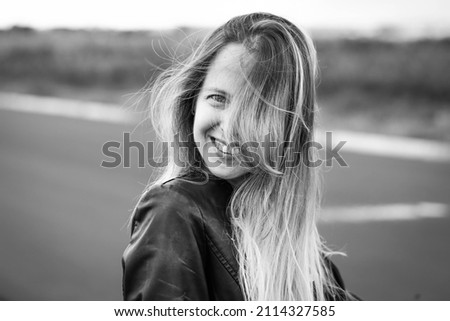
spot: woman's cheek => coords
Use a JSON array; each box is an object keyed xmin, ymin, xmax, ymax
[{"xmin": 192, "ymin": 103, "xmax": 209, "ymax": 150}]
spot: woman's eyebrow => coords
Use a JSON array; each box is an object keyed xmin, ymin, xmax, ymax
[{"xmin": 202, "ymin": 87, "xmax": 231, "ymax": 97}]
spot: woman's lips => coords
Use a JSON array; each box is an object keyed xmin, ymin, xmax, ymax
[{"xmin": 209, "ymin": 136, "xmax": 235, "ymax": 156}]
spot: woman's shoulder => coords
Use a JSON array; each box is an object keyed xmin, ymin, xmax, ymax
[
  {"xmin": 133, "ymin": 174, "xmax": 233, "ymax": 227},
  {"xmin": 140, "ymin": 173, "xmax": 232, "ymax": 210},
  {"xmin": 324, "ymin": 257, "xmax": 362, "ymax": 301},
  {"xmin": 123, "ymin": 176, "xmax": 226, "ymax": 300},
  {"xmin": 133, "ymin": 179, "xmax": 201, "ymax": 226},
  {"xmin": 129, "ymin": 178, "xmax": 207, "ymax": 242},
  {"xmin": 162, "ymin": 173, "xmax": 233, "ymax": 198}
]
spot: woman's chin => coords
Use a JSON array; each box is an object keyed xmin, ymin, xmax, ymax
[{"xmin": 205, "ymin": 162, "xmax": 247, "ymax": 184}]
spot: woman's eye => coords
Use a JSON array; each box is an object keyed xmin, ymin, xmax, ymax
[{"xmin": 206, "ymin": 94, "xmax": 227, "ymax": 105}]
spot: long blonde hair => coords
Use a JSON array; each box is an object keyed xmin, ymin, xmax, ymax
[{"xmin": 137, "ymin": 12, "xmax": 340, "ymax": 300}]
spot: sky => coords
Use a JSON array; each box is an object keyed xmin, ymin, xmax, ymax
[{"xmin": 3, "ymin": 0, "xmax": 450, "ymax": 37}]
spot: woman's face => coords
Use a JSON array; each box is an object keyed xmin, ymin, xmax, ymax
[{"xmin": 193, "ymin": 43, "xmax": 250, "ymax": 186}]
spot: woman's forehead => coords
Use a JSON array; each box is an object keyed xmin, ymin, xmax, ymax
[{"xmin": 202, "ymin": 43, "xmax": 249, "ymax": 93}]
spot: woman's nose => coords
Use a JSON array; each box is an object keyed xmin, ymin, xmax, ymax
[{"xmin": 210, "ymin": 110, "xmax": 230, "ymax": 138}]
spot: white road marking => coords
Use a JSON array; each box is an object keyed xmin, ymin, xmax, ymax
[
  {"xmin": 321, "ymin": 202, "xmax": 448, "ymax": 223},
  {"xmin": 1, "ymin": 92, "xmax": 449, "ymax": 162},
  {"xmin": 0, "ymin": 92, "xmax": 138, "ymax": 124},
  {"xmin": 316, "ymin": 130, "xmax": 450, "ymax": 163}
]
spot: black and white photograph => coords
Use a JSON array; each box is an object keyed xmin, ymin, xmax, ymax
[{"xmin": 1, "ymin": 0, "xmax": 449, "ymax": 308}]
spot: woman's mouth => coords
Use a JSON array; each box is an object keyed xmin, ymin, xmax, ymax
[{"xmin": 210, "ymin": 136, "xmax": 235, "ymax": 156}]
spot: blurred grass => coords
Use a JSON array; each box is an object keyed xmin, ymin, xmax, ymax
[
  {"xmin": 316, "ymin": 38, "xmax": 450, "ymax": 141},
  {"xmin": 1, "ymin": 26, "xmax": 449, "ymax": 141}
]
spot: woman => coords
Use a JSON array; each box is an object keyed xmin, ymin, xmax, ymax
[{"xmin": 122, "ymin": 12, "xmax": 356, "ymax": 300}]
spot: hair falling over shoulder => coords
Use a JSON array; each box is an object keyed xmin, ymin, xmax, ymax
[{"xmin": 137, "ymin": 12, "xmax": 343, "ymax": 300}]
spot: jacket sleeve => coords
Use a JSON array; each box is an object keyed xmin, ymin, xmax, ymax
[{"xmin": 122, "ymin": 185, "xmax": 209, "ymax": 300}]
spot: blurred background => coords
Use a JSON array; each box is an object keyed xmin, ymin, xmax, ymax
[{"xmin": 1, "ymin": 0, "xmax": 449, "ymax": 300}]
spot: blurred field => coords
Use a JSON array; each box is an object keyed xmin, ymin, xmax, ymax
[{"xmin": 1, "ymin": 26, "xmax": 450, "ymax": 141}]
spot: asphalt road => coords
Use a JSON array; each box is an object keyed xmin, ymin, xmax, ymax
[{"xmin": 0, "ymin": 108, "xmax": 449, "ymax": 300}]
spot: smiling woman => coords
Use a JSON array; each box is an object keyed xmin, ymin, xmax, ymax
[
  {"xmin": 122, "ymin": 12, "xmax": 359, "ymax": 301},
  {"xmin": 193, "ymin": 43, "xmax": 252, "ymax": 186}
]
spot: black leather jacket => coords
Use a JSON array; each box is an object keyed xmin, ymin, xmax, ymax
[{"xmin": 122, "ymin": 175, "xmax": 355, "ymax": 300}]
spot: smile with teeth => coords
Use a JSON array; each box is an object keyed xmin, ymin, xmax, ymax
[{"xmin": 210, "ymin": 137, "xmax": 237, "ymax": 156}]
